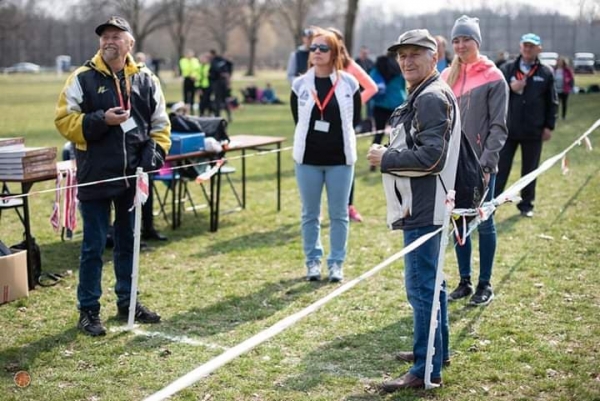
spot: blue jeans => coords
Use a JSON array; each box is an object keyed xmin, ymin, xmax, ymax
[
  {"xmin": 403, "ymin": 225, "xmax": 448, "ymax": 380},
  {"xmin": 77, "ymin": 187, "xmax": 136, "ymax": 311},
  {"xmin": 455, "ymin": 174, "xmax": 497, "ymax": 284},
  {"xmin": 295, "ymin": 163, "xmax": 354, "ymax": 267}
]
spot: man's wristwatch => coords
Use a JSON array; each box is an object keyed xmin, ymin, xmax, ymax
[{"xmin": 482, "ymin": 166, "xmax": 493, "ymax": 174}]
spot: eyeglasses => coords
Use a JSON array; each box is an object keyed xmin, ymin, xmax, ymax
[{"xmin": 309, "ymin": 44, "xmax": 330, "ymax": 53}]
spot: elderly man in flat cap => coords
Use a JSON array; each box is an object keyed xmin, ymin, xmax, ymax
[
  {"xmin": 55, "ymin": 16, "xmax": 171, "ymax": 336},
  {"xmin": 368, "ymin": 29, "xmax": 461, "ymax": 391}
]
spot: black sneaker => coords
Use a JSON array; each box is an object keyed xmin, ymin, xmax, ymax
[
  {"xmin": 117, "ymin": 303, "xmax": 161, "ymax": 324},
  {"xmin": 78, "ymin": 309, "xmax": 107, "ymax": 336},
  {"xmin": 469, "ymin": 283, "xmax": 494, "ymax": 306},
  {"xmin": 448, "ymin": 278, "xmax": 473, "ymax": 301}
]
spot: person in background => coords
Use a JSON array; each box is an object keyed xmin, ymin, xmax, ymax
[
  {"xmin": 435, "ymin": 35, "xmax": 452, "ymax": 72},
  {"xmin": 179, "ymin": 49, "xmax": 200, "ymax": 115},
  {"xmin": 197, "ymin": 52, "xmax": 212, "ymax": 116},
  {"xmin": 554, "ymin": 57, "xmax": 574, "ymax": 120},
  {"xmin": 327, "ymin": 27, "xmax": 378, "ymax": 223},
  {"xmin": 495, "ymin": 33, "xmax": 558, "ymax": 218},
  {"xmin": 134, "ymin": 51, "xmax": 169, "ymax": 242},
  {"xmin": 209, "ymin": 49, "xmax": 233, "ymax": 121},
  {"xmin": 290, "ymin": 28, "xmax": 361, "ymax": 283},
  {"xmin": 441, "ymin": 15, "xmax": 508, "ymax": 306},
  {"xmin": 261, "ymin": 82, "xmax": 283, "ymax": 104},
  {"xmin": 55, "ymin": 16, "xmax": 171, "ymax": 336},
  {"xmin": 287, "ymin": 28, "xmax": 313, "ymax": 84},
  {"xmin": 495, "ymin": 50, "xmax": 509, "ymax": 68},
  {"xmin": 355, "ymin": 45, "xmax": 375, "ymax": 75},
  {"xmin": 368, "ymin": 29, "xmax": 459, "ymax": 391},
  {"xmin": 369, "ymin": 52, "xmax": 406, "ymax": 149}
]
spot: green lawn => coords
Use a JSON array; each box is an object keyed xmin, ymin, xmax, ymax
[{"xmin": 0, "ymin": 70, "xmax": 599, "ymax": 401}]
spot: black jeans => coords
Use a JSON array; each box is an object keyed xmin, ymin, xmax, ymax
[
  {"xmin": 495, "ymin": 137, "xmax": 543, "ymax": 212},
  {"xmin": 558, "ymin": 93, "xmax": 569, "ymax": 119},
  {"xmin": 183, "ymin": 77, "xmax": 196, "ymax": 113},
  {"xmin": 371, "ymin": 106, "xmax": 394, "ymax": 145}
]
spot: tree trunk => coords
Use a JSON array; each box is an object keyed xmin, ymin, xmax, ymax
[{"xmin": 344, "ymin": 0, "xmax": 359, "ymax": 55}]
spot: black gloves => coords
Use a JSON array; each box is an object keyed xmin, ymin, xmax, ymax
[{"xmin": 139, "ymin": 139, "xmax": 166, "ymax": 172}]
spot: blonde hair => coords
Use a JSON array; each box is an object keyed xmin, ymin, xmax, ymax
[
  {"xmin": 446, "ymin": 55, "xmax": 461, "ymax": 87},
  {"xmin": 309, "ymin": 28, "xmax": 345, "ymax": 71}
]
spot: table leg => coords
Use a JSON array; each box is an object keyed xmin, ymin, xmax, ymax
[
  {"xmin": 171, "ymin": 176, "xmax": 177, "ymax": 229},
  {"xmin": 241, "ymin": 149, "xmax": 246, "ymax": 209},
  {"xmin": 21, "ymin": 182, "xmax": 35, "ymax": 290},
  {"xmin": 276, "ymin": 143, "xmax": 281, "ymax": 211}
]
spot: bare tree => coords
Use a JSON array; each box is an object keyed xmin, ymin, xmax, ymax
[
  {"xmin": 200, "ymin": 0, "xmax": 243, "ymax": 54},
  {"xmin": 274, "ymin": 0, "xmax": 320, "ymax": 46},
  {"xmin": 239, "ymin": 0, "xmax": 275, "ymax": 75},
  {"xmin": 114, "ymin": 0, "xmax": 173, "ymax": 51},
  {"xmin": 164, "ymin": 0, "xmax": 200, "ymax": 61},
  {"xmin": 343, "ymin": 0, "xmax": 358, "ymax": 54}
]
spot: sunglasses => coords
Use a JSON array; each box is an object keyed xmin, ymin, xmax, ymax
[{"xmin": 309, "ymin": 44, "xmax": 330, "ymax": 53}]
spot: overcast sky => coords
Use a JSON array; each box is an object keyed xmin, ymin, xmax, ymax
[{"xmin": 361, "ymin": 0, "xmax": 579, "ymax": 17}]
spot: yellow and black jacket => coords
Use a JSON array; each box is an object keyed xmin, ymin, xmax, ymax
[{"xmin": 55, "ymin": 52, "xmax": 170, "ymax": 200}]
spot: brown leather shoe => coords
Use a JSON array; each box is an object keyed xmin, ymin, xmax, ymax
[
  {"xmin": 380, "ymin": 372, "xmax": 442, "ymax": 393},
  {"xmin": 395, "ymin": 351, "xmax": 451, "ymax": 367}
]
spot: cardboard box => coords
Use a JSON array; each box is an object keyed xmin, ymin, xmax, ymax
[
  {"xmin": 169, "ymin": 132, "xmax": 205, "ymax": 155},
  {"xmin": 0, "ymin": 250, "xmax": 29, "ymax": 305}
]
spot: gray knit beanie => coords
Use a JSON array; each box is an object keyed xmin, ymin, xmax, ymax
[{"xmin": 451, "ymin": 15, "xmax": 482, "ymax": 47}]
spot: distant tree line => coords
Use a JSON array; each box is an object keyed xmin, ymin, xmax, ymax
[{"xmin": 1, "ymin": 0, "xmax": 599, "ymax": 73}]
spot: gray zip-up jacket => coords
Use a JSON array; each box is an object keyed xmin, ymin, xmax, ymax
[
  {"xmin": 381, "ymin": 72, "xmax": 461, "ymax": 230},
  {"xmin": 441, "ymin": 56, "xmax": 508, "ymax": 173}
]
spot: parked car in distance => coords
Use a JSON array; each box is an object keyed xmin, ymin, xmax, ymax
[
  {"xmin": 539, "ymin": 52, "xmax": 559, "ymax": 68},
  {"xmin": 3, "ymin": 62, "xmax": 41, "ymax": 74},
  {"xmin": 573, "ymin": 52, "xmax": 595, "ymax": 74}
]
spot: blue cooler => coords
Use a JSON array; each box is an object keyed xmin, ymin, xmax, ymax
[{"xmin": 169, "ymin": 132, "xmax": 205, "ymax": 155}]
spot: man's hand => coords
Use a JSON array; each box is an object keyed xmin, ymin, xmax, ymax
[
  {"xmin": 542, "ymin": 128, "xmax": 552, "ymax": 141},
  {"xmin": 509, "ymin": 79, "xmax": 526, "ymax": 94},
  {"xmin": 367, "ymin": 144, "xmax": 386, "ymax": 167},
  {"xmin": 104, "ymin": 107, "xmax": 130, "ymax": 125}
]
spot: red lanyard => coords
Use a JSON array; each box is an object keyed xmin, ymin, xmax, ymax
[
  {"xmin": 515, "ymin": 64, "xmax": 538, "ymax": 81},
  {"xmin": 114, "ymin": 75, "xmax": 131, "ymax": 111},
  {"xmin": 311, "ymin": 77, "xmax": 339, "ymax": 120}
]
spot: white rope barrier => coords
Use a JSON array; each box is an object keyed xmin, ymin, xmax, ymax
[
  {"xmin": 144, "ymin": 119, "xmax": 599, "ymax": 398},
  {"xmin": 143, "ymin": 227, "xmax": 443, "ymax": 401}
]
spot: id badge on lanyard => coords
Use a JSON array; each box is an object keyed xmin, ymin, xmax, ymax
[{"xmin": 312, "ymin": 77, "xmax": 338, "ymax": 133}]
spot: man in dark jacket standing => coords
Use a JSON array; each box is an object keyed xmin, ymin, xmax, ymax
[
  {"xmin": 55, "ymin": 16, "xmax": 171, "ymax": 336},
  {"xmin": 495, "ymin": 33, "xmax": 558, "ymax": 217}
]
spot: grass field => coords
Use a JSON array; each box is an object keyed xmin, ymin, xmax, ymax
[{"xmin": 0, "ymin": 69, "xmax": 599, "ymax": 401}]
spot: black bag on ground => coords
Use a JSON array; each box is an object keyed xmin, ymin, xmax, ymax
[
  {"xmin": 11, "ymin": 235, "xmax": 63, "ymax": 288},
  {"xmin": 10, "ymin": 236, "xmax": 42, "ymax": 289}
]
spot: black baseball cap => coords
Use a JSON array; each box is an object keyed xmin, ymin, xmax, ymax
[{"xmin": 95, "ymin": 16, "xmax": 132, "ymax": 36}]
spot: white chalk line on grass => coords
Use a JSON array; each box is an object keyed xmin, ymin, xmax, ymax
[
  {"xmin": 143, "ymin": 227, "xmax": 442, "ymax": 401},
  {"xmin": 110, "ymin": 326, "xmax": 228, "ymax": 350},
  {"xmin": 144, "ymin": 119, "xmax": 599, "ymax": 400}
]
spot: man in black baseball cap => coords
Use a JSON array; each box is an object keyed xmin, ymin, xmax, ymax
[
  {"xmin": 55, "ymin": 12, "xmax": 170, "ymax": 337},
  {"xmin": 95, "ymin": 16, "xmax": 132, "ymax": 36}
]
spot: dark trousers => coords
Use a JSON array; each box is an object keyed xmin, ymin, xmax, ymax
[
  {"xmin": 558, "ymin": 93, "xmax": 569, "ymax": 119},
  {"xmin": 199, "ymin": 86, "xmax": 212, "ymax": 116},
  {"xmin": 211, "ymin": 79, "xmax": 230, "ymax": 121},
  {"xmin": 183, "ymin": 77, "xmax": 196, "ymax": 113},
  {"xmin": 142, "ymin": 175, "xmax": 155, "ymax": 233},
  {"xmin": 495, "ymin": 137, "xmax": 543, "ymax": 212},
  {"xmin": 78, "ymin": 187, "xmax": 136, "ymax": 311},
  {"xmin": 371, "ymin": 106, "xmax": 394, "ymax": 145}
]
